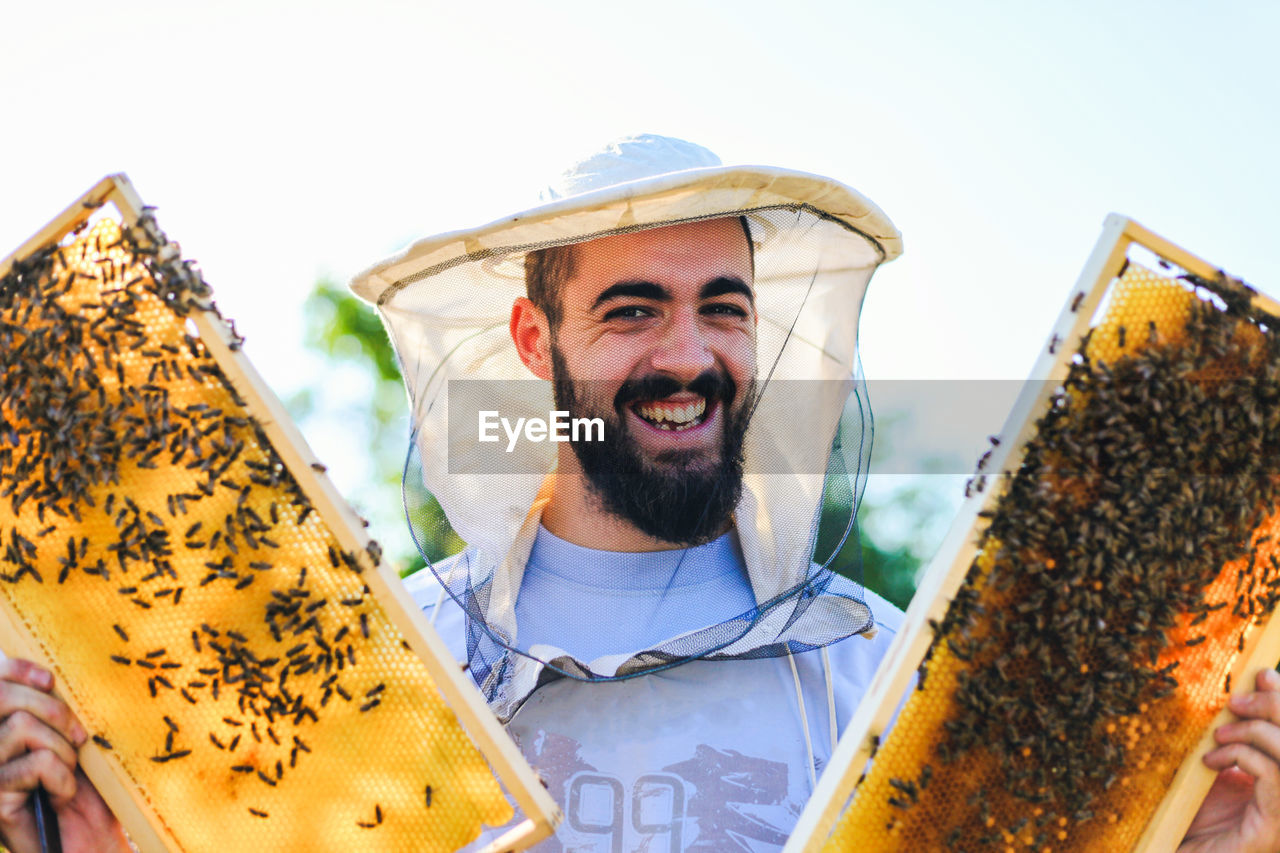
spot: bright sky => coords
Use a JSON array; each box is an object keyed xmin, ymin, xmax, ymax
[{"xmin": 2, "ymin": 1, "xmax": 1277, "ymax": 512}]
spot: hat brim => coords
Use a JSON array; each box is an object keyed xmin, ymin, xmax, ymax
[{"xmin": 350, "ymin": 165, "xmax": 901, "ymax": 306}]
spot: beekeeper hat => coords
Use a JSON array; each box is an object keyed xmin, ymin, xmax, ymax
[{"xmin": 351, "ymin": 134, "xmax": 901, "ymax": 715}]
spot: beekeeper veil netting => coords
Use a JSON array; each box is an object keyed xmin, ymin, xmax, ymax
[{"xmin": 350, "ymin": 135, "xmax": 902, "ymax": 715}]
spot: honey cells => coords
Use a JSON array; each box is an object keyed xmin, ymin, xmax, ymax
[
  {"xmin": 0, "ymin": 211, "xmax": 513, "ymax": 851},
  {"xmin": 826, "ymin": 265, "xmax": 1280, "ymax": 851}
]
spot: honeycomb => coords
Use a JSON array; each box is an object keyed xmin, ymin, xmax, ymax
[
  {"xmin": 0, "ymin": 212, "xmax": 514, "ymax": 850},
  {"xmin": 823, "ymin": 264, "xmax": 1280, "ymax": 851}
]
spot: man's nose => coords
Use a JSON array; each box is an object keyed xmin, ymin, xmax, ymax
[{"xmin": 648, "ymin": 310, "xmax": 716, "ymax": 380}]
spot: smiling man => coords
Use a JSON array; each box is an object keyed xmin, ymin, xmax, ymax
[
  {"xmin": 515, "ymin": 217, "xmax": 758, "ymax": 551},
  {"xmin": 384, "ymin": 137, "xmax": 908, "ymax": 850}
]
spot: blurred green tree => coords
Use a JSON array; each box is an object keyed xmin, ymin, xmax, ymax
[{"xmin": 289, "ymin": 280, "xmax": 460, "ymax": 577}]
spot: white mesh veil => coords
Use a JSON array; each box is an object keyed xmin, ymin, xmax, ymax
[{"xmin": 351, "ymin": 136, "xmax": 902, "ymax": 718}]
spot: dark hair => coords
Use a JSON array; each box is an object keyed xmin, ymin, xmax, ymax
[
  {"xmin": 524, "ymin": 242, "xmax": 576, "ymax": 329},
  {"xmin": 524, "ymin": 215, "xmax": 754, "ymax": 329}
]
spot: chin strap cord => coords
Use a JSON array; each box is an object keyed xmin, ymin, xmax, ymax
[
  {"xmin": 431, "ymin": 586, "xmax": 447, "ymax": 626},
  {"xmin": 787, "ymin": 648, "xmax": 819, "ymax": 792},
  {"xmin": 821, "ymin": 645, "xmax": 838, "ymax": 754}
]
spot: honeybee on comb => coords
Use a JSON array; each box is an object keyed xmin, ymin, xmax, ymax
[
  {"xmin": 789, "ymin": 216, "xmax": 1280, "ymax": 852},
  {"xmin": 0, "ymin": 176, "xmax": 559, "ymax": 852}
]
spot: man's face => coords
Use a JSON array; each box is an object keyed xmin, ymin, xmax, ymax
[{"xmin": 548, "ymin": 217, "xmax": 758, "ymax": 544}]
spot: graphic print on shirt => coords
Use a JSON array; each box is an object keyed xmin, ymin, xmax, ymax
[
  {"xmin": 521, "ymin": 731, "xmax": 795, "ymax": 853},
  {"xmin": 666, "ymin": 746, "xmax": 793, "ymax": 851}
]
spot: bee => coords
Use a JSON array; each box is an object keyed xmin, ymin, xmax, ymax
[{"xmin": 889, "ymin": 777, "xmax": 918, "ymax": 803}]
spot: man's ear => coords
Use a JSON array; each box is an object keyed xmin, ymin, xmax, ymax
[{"xmin": 510, "ymin": 297, "xmax": 553, "ymax": 381}]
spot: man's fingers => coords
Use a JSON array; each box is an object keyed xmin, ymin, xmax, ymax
[
  {"xmin": 0, "ymin": 749, "xmax": 76, "ymax": 803},
  {"xmin": 1228, "ymin": 671, "xmax": 1280, "ymax": 722},
  {"xmin": 0, "ymin": 681, "xmax": 85, "ymax": 748},
  {"xmin": 1257, "ymin": 668, "xmax": 1280, "ymax": 694},
  {"xmin": 0, "ymin": 711, "xmax": 78, "ymax": 768},
  {"xmin": 0, "ymin": 659, "xmax": 53, "ymax": 693},
  {"xmin": 1204, "ymin": 742, "xmax": 1280, "ymax": 785}
]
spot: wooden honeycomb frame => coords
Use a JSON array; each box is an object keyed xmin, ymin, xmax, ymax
[
  {"xmin": 0, "ymin": 175, "xmax": 561, "ymax": 852},
  {"xmin": 786, "ymin": 215, "xmax": 1280, "ymax": 852}
]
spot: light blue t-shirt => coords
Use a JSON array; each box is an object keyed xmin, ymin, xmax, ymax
[
  {"xmin": 406, "ymin": 527, "xmax": 902, "ymax": 853},
  {"xmin": 512, "ymin": 526, "xmax": 758, "ymax": 663}
]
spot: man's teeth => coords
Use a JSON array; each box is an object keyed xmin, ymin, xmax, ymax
[{"xmin": 635, "ymin": 399, "xmax": 707, "ymax": 430}]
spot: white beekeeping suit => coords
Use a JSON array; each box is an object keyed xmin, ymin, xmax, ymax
[{"xmin": 352, "ymin": 135, "xmax": 904, "ymax": 851}]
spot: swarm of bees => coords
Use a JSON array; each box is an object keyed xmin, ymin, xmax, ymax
[
  {"xmin": 0, "ymin": 208, "xmax": 513, "ymax": 851},
  {"xmin": 825, "ymin": 263, "xmax": 1280, "ymax": 851}
]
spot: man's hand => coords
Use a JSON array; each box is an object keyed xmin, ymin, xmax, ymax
[
  {"xmin": 1180, "ymin": 668, "xmax": 1280, "ymax": 853},
  {"xmin": 0, "ymin": 658, "xmax": 129, "ymax": 853}
]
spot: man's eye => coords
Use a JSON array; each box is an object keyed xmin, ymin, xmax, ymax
[
  {"xmin": 603, "ymin": 305, "xmax": 655, "ymax": 321},
  {"xmin": 702, "ymin": 303, "xmax": 749, "ymax": 319}
]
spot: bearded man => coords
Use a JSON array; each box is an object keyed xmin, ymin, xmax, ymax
[{"xmin": 389, "ymin": 137, "xmax": 905, "ymax": 850}]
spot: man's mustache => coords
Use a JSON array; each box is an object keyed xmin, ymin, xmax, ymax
[{"xmin": 613, "ymin": 370, "xmax": 738, "ymax": 411}]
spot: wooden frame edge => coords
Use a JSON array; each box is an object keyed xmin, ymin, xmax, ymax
[{"xmin": 0, "ymin": 175, "xmax": 121, "ymax": 281}]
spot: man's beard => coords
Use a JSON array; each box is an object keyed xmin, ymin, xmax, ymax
[{"xmin": 550, "ymin": 343, "xmax": 753, "ymax": 546}]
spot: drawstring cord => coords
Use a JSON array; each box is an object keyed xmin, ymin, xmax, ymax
[
  {"xmin": 822, "ymin": 645, "xmax": 838, "ymax": 754},
  {"xmin": 787, "ymin": 649, "xmax": 819, "ymax": 791},
  {"xmin": 789, "ymin": 647, "xmax": 841, "ymax": 793}
]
